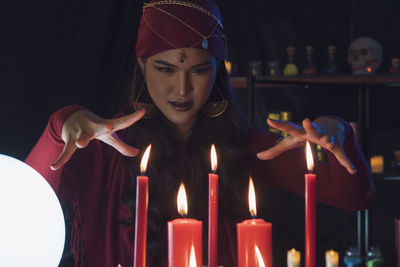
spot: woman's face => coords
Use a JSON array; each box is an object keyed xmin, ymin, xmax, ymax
[{"xmin": 138, "ymin": 48, "xmax": 218, "ymax": 137}]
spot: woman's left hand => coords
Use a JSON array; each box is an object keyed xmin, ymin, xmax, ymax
[{"xmin": 257, "ymin": 116, "xmax": 357, "ymax": 174}]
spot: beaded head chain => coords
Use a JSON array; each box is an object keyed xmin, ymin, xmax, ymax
[{"xmin": 135, "ymin": 0, "xmax": 227, "ymax": 61}]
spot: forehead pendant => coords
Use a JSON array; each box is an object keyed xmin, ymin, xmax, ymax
[
  {"xmin": 202, "ymin": 39, "xmax": 208, "ymax": 49},
  {"xmin": 179, "ymin": 50, "xmax": 185, "ymax": 63}
]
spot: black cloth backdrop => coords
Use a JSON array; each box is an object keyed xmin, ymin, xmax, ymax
[
  {"xmin": 1, "ymin": 0, "xmax": 142, "ymax": 159},
  {"xmin": 1, "ymin": 0, "xmax": 400, "ymax": 266}
]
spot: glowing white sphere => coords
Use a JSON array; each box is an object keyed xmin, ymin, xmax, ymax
[{"xmin": 0, "ymin": 154, "xmax": 65, "ymax": 267}]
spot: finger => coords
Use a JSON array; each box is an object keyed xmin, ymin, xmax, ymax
[
  {"xmin": 331, "ymin": 144, "xmax": 357, "ymax": 174},
  {"xmin": 108, "ymin": 109, "xmax": 146, "ymax": 133},
  {"xmin": 98, "ymin": 133, "xmax": 139, "ymax": 157},
  {"xmin": 267, "ymin": 119, "xmax": 306, "ymax": 136},
  {"xmin": 76, "ymin": 138, "xmax": 90, "ymax": 149},
  {"xmin": 51, "ymin": 141, "xmax": 78, "ymax": 170},
  {"xmin": 257, "ymin": 136, "xmax": 301, "ymax": 160},
  {"xmin": 75, "ymin": 132, "xmax": 94, "ymax": 149},
  {"xmin": 302, "ymin": 119, "xmax": 335, "ymax": 149},
  {"xmin": 323, "ymin": 134, "xmax": 335, "ymax": 150},
  {"xmin": 302, "ymin": 118, "xmax": 319, "ymax": 137}
]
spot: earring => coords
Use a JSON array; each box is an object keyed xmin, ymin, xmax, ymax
[
  {"xmin": 201, "ymin": 86, "xmax": 229, "ymax": 118},
  {"xmin": 133, "ymin": 81, "xmax": 157, "ymax": 119}
]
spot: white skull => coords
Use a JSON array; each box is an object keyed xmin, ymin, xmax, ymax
[{"xmin": 347, "ymin": 37, "xmax": 383, "ymax": 74}]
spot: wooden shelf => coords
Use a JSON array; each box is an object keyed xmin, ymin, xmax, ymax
[
  {"xmin": 372, "ymin": 172, "xmax": 400, "ymax": 181},
  {"xmin": 230, "ymin": 74, "xmax": 400, "ymax": 88}
]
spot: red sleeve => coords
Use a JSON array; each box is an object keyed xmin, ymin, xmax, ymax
[
  {"xmin": 25, "ymin": 105, "xmax": 85, "ymax": 193},
  {"xmin": 247, "ymin": 119, "xmax": 375, "ymax": 211}
]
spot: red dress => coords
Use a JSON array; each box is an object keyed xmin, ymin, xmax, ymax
[{"xmin": 25, "ymin": 105, "xmax": 374, "ymax": 267}]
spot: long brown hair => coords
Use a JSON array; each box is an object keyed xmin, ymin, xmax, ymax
[{"xmin": 121, "ymin": 59, "xmax": 250, "ymax": 257}]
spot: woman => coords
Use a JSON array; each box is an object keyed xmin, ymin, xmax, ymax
[{"xmin": 25, "ymin": 0, "xmax": 374, "ymax": 266}]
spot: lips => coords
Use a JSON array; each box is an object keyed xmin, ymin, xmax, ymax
[{"xmin": 168, "ymin": 101, "xmax": 193, "ymax": 111}]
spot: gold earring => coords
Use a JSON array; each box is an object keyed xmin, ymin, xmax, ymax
[
  {"xmin": 133, "ymin": 81, "xmax": 157, "ymax": 119},
  {"xmin": 201, "ymin": 86, "xmax": 229, "ymax": 118}
]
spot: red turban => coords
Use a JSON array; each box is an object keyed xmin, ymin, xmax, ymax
[{"xmin": 135, "ymin": 0, "xmax": 226, "ymax": 60}]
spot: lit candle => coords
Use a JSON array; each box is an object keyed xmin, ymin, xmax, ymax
[
  {"xmin": 305, "ymin": 141, "xmax": 316, "ymax": 267},
  {"xmin": 287, "ymin": 248, "xmax": 301, "ymax": 267},
  {"xmin": 325, "ymin": 250, "xmax": 339, "ymax": 267},
  {"xmin": 208, "ymin": 144, "xmax": 218, "ymax": 267},
  {"xmin": 237, "ymin": 177, "xmax": 272, "ymax": 267},
  {"xmin": 168, "ymin": 183, "xmax": 202, "ymax": 267},
  {"xmin": 134, "ymin": 144, "xmax": 151, "ymax": 267},
  {"xmin": 370, "ymin": 155, "xmax": 384, "ymax": 173}
]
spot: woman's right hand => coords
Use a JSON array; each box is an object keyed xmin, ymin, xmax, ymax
[{"xmin": 50, "ymin": 109, "xmax": 145, "ymax": 170}]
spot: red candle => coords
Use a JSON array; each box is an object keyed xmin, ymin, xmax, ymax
[
  {"xmin": 134, "ymin": 144, "xmax": 151, "ymax": 267},
  {"xmin": 237, "ymin": 177, "xmax": 272, "ymax": 267},
  {"xmin": 208, "ymin": 144, "xmax": 218, "ymax": 267},
  {"xmin": 168, "ymin": 183, "xmax": 202, "ymax": 267},
  {"xmin": 305, "ymin": 141, "xmax": 316, "ymax": 267}
]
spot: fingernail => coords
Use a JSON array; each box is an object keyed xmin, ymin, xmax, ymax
[
  {"xmin": 50, "ymin": 164, "xmax": 56, "ymax": 170},
  {"xmin": 257, "ymin": 152, "xmax": 270, "ymax": 160}
]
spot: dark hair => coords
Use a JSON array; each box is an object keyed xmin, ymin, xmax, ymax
[{"xmin": 121, "ymin": 59, "xmax": 250, "ymax": 256}]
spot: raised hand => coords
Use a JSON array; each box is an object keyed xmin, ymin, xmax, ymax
[
  {"xmin": 50, "ymin": 109, "xmax": 145, "ymax": 170},
  {"xmin": 257, "ymin": 116, "xmax": 357, "ymax": 174}
]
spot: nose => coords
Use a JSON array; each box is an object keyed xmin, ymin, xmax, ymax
[{"xmin": 176, "ymin": 71, "xmax": 193, "ymax": 96}]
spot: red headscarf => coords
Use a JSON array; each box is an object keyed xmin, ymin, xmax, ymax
[{"xmin": 135, "ymin": 0, "xmax": 226, "ymax": 60}]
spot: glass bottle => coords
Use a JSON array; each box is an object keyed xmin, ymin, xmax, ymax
[
  {"xmin": 324, "ymin": 45, "xmax": 338, "ymax": 74},
  {"xmin": 302, "ymin": 45, "xmax": 318, "ymax": 75},
  {"xmin": 343, "ymin": 247, "xmax": 362, "ymax": 267},
  {"xmin": 283, "ymin": 46, "xmax": 299, "ymax": 76},
  {"xmin": 366, "ymin": 246, "xmax": 383, "ymax": 267}
]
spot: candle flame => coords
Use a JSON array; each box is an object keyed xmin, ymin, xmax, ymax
[
  {"xmin": 248, "ymin": 177, "xmax": 257, "ymax": 217},
  {"xmin": 211, "ymin": 144, "xmax": 218, "ymax": 172},
  {"xmin": 177, "ymin": 182, "xmax": 188, "ymax": 217},
  {"xmin": 255, "ymin": 245, "xmax": 265, "ymax": 267},
  {"xmin": 140, "ymin": 144, "xmax": 152, "ymax": 174},
  {"xmin": 189, "ymin": 245, "xmax": 196, "ymax": 267},
  {"xmin": 366, "ymin": 66, "xmax": 372, "ymax": 73},
  {"xmin": 225, "ymin": 60, "xmax": 232, "ymax": 75},
  {"xmin": 305, "ymin": 141, "xmax": 314, "ymax": 172}
]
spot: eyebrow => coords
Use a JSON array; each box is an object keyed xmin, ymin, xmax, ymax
[{"xmin": 153, "ymin": 60, "xmax": 212, "ymax": 68}]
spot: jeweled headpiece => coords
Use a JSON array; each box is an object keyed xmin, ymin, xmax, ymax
[{"xmin": 135, "ymin": 0, "xmax": 227, "ymax": 60}]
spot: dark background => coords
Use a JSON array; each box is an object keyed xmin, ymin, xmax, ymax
[{"xmin": 1, "ymin": 0, "xmax": 399, "ymax": 266}]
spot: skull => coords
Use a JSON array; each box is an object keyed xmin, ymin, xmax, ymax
[{"xmin": 347, "ymin": 37, "xmax": 383, "ymax": 74}]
